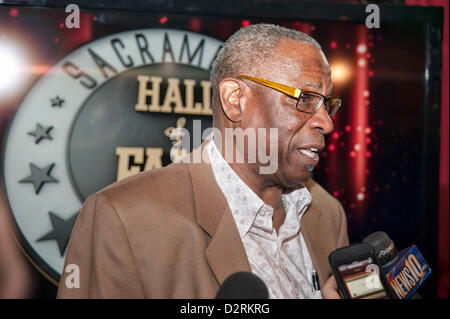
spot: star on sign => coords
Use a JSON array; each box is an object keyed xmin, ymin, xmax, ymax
[
  {"xmin": 50, "ymin": 95, "xmax": 65, "ymax": 107},
  {"xmin": 37, "ymin": 211, "xmax": 79, "ymax": 256},
  {"xmin": 27, "ymin": 123, "xmax": 53, "ymax": 144},
  {"xmin": 19, "ymin": 163, "xmax": 58, "ymax": 194}
]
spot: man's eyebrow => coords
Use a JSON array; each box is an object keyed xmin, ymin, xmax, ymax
[
  {"xmin": 298, "ymin": 82, "xmax": 333, "ymax": 95},
  {"xmin": 300, "ymin": 82, "xmax": 321, "ymax": 89}
]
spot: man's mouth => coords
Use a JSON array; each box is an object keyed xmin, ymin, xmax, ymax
[
  {"xmin": 298, "ymin": 148, "xmax": 319, "ymax": 160},
  {"xmin": 297, "ymin": 146, "xmax": 323, "ymax": 162}
]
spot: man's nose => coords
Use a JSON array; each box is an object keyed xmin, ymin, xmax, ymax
[{"xmin": 308, "ymin": 104, "xmax": 334, "ymax": 134}]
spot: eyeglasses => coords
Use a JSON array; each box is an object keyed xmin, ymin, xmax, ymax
[{"xmin": 239, "ymin": 75, "xmax": 342, "ymax": 117}]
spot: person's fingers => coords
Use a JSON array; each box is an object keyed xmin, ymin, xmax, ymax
[{"xmin": 322, "ymin": 275, "xmax": 341, "ymax": 299}]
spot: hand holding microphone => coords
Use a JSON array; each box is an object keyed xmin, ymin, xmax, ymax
[{"xmin": 328, "ymin": 231, "xmax": 431, "ymax": 299}]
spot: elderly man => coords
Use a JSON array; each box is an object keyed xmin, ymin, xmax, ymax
[{"xmin": 58, "ymin": 24, "xmax": 348, "ymax": 299}]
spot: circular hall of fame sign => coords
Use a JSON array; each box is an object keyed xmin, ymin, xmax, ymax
[{"xmin": 3, "ymin": 28, "xmax": 223, "ymax": 284}]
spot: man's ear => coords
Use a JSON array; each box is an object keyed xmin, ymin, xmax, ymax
[{"xmin": 218, "ymin": 78, "xmax": 245, "ymax": 123}]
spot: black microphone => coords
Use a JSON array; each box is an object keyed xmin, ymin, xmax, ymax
[
  {"xmin": 363, "ymin": 231, "xmax": 430, "ymax": 299},
  {"xmin": 363, "ymin": 231, "xmax": 399, "ymax": 272},
  {"xmin": 215, "ymin": 272, "xmax": 269, "ymax": 299}
]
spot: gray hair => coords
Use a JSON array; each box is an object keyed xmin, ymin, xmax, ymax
[{"xmin": 210, "ymin": 23, "xmax": 322, "ymax": 98}]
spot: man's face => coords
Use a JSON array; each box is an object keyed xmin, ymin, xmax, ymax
[{"xmin": 242, "ymin": 39, "xmax": 334, "ymax": 188}]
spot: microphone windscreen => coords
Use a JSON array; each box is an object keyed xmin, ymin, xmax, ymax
[
  {"xmin": 215, "ymin": 272, "xmax": 269, "ymax": 299},
  {"xmin": 362, "ymin": 231, "xmax": 398, "ymax": 266}
]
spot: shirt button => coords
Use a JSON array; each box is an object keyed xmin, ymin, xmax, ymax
[{"xmin": 260, "ymin": 210, "xmax": 266, "ymax": 216}]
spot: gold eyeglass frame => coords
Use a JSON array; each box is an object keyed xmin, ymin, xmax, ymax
[{"xmin": 238, "ymin": 75, "xmax": 342, "ymax": 116}]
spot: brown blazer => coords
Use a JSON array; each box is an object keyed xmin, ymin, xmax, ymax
[{"xmin": 57, "ymin": 148, "xmax": 349, "ymax": 298}]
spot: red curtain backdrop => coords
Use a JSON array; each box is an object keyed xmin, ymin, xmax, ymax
[
  {"xmin": 331, "ymin": 0, "xmax": 448, "ymax": 298},
  {"xmin": 405, "ymin": 0, "xmax": 449, "ymax": 299}
]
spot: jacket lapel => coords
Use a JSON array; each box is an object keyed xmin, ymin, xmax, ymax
[
  {"xmin": 204, "ymin": 205, "xmax": 252, "ymax": 285},
  {"xmin": 188, "ymin": 143, "xmax": 252, "ymax": 285},
  {"xmin": 301, "ymin": 181, "xmax": 334, "ymax": 289}
]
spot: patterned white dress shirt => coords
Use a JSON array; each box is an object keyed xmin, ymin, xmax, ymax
[{"xmin": 207, "ymin": 139, "xmax": 322, "ymax": 299}]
